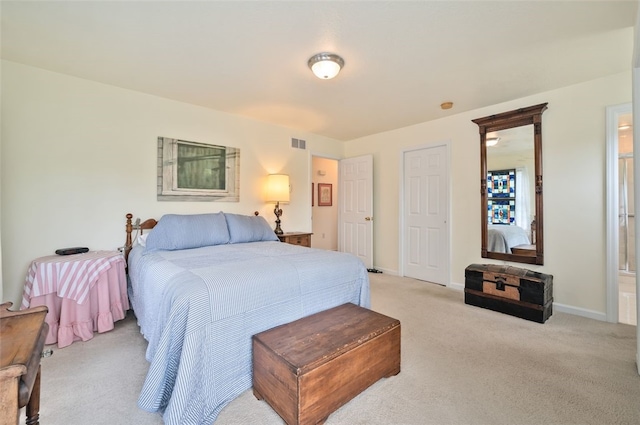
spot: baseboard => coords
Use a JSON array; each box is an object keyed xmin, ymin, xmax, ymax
[
  {"xmin": 382, "ymin": 277, "xmax": 463, "ymax": 292},
  {"xmin": 369, "ymin": 267, "xmax": 398, "ymax": 276},
  {"xmin": 550, "ymin": 302, "xmax": 607, "ymax": 322},
  {"xmin": 449, "ymin": 281, "xmax": 464, "ymax": 291},
  {"xmin": 377, "ymin": 272, "xmax": 465, "ymax": 291}
]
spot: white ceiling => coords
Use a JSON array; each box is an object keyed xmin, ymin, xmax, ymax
[{"xmin": 1, "ymin": 1, "xmax": 636, "ymax": 141}]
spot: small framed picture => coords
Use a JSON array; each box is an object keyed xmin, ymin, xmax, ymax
[{"xmin": 318, "ymin": 183, "xmax": 332, "ymax": 206}]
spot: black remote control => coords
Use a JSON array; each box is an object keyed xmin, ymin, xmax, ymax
[{"xmin": 55, "ymin": 247, "xmax": 89, "ymax": 255}]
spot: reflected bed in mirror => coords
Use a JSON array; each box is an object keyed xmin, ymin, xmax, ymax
[
  {"xmin": 488, "ymin": 224, "xmax": 530, "ymax": 254},
  {"xmin": 472, "ymin": 103, "xmax": 547, "ymax": 265}
]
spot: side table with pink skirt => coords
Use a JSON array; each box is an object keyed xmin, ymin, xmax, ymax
[{"xmin": 21, "ymin": 250, "xmax": 129, "ymax": 348}]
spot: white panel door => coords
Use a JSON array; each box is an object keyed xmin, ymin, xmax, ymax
[
  {"xmin": 339, "ymin": 155, "xmax": 373, "ymax": 269},
  {"xmin": 403, "ymin": 145, "xmax": 449, "ymax": 284}
]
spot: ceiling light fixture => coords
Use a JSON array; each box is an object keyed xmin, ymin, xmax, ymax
[
  {"xmin": 619, "ymin": 124, "xmax": 632, "ymax": 130},
  {"xmin": 486, "ymin": 137, "xmax": 500, "ymax": 147},
  {"xmin": 308, "ymin": 53, "xmax": 344, "ymax": 79},
  {"xmin": 440, "ymin": 102, "xmax": 454, "ymax": 110}
]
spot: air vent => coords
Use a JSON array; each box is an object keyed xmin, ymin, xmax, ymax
[{"xmin": 291, "ymin": 138, "xmax": 306, "ymax": 150}]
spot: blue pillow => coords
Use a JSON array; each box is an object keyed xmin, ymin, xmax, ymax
[
  {"xmin": 145, "ymin": 213, "xmax": 230, "ymax": 252},
  {"xmin": 224, "ymin": 213, "xmax": 279, "ymax": 243}
]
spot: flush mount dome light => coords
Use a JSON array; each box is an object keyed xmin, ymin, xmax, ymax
[
  {"xmin": 308, "ymin": 53, "xmax": 344, "ymax": 79},
  {"xmin": 486, "ymin": 137, "xmax": 500, "ymax": 147}
]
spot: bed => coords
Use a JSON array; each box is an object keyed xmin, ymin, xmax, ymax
[
  {"xmin": 124, "ymin": 212, "xmax": 370, "ymax": 424},
  {"xmin": 487, "ymin": 224, "xmax": 531, "ymax": 254}
]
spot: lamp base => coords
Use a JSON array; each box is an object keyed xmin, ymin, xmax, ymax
[{"xmin": 274, "ymin": 202, "xmax": 284, "ymax": 235}]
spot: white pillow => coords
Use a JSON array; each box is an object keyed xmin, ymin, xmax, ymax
[{"xmin": 135, "ymin": 233, "xmax": 150, "ymax": 247}]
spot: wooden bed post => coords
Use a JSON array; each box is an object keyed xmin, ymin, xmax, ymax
[
  {"xmin": 124, "ymin": 214, "xmax": 158, "ymax": 268},
  {"xmin": 125, "ymin": 213, "xmax": 133, "ymax": 266}
]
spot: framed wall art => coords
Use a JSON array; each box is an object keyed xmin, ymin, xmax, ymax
[
  {"xmin": 318, "ymin": 183, "xmax": 332, "ymax": 206},
  {"xmin": 157, "ymin": 136, "xmax": 240, "ymax": 201}
]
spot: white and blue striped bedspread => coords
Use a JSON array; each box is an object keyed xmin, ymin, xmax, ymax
[{"xmin": 128, "ymin": 241, "xmax": 370, "ymax": 424}]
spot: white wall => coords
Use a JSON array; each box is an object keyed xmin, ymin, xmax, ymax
[
  {"xmin": 2, "ymin": 60, "xmax": 632, "ymax": 319},
  {"xmin": 344, "ymin": 71, "xmax": 632, "ymax": 317},
  {"xmin": 1, "ymin": 60, "xmax": 345, "ymax": 307}
]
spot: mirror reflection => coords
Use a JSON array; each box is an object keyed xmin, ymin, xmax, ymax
[{"xmin": 486, "ymin": 126, "xmax": 536, "ymax": 256}]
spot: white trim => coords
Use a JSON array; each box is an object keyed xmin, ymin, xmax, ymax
[
  {"xmin": 398, "ymin": 140, "xmax": 452, "ymax": 287},
  {"xmin": 633, "ymin": 2, "xmax": 640, "ymax": 372},
  {"xmin": 605, "ymin": 103, "xmax": 632, "ymax": 323},
  {"xmin": 553, "ymin": 302, "xmax": 608, "ymax": 322},
  {"xmin": 449, "ymin": 281, "xmax": 465, "ymax": 291},
  {"xmin": 373, "ymin": 267, "xmax": 399, "ymax": 276},
  {"xmin": 633, "ymin": 65, "xmax": 640, "ymax": 374},
  {"xmin": 308, "ymin": 151, "xmax": 341, "ymax": 161}
]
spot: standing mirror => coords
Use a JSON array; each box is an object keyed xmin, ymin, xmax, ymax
[{"xmin": 472, "ymin": 103, "xmax": 547, "ymax": 265}]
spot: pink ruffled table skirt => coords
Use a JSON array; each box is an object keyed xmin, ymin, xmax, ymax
[{"xmin": 26, "ymin": 258, "xmax": 129, "ymax": 348}]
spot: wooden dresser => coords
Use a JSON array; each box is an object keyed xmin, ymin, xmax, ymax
[
  {"xmin": 0, "ymin": 302, "xmax": 49, "ymax": 425},
  {"xmin": 277, "ymin": 232, "xmax": 312, "ymax": 247}
]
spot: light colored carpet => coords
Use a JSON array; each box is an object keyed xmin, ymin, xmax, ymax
[{"xmin": 21, "ymin": 274, "xmax": 640, "ymax": 425}]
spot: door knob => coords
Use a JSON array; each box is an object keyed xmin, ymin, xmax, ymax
[{"xmin": 365, "ymin": 217, "xmax": 372, "ymax": 221}]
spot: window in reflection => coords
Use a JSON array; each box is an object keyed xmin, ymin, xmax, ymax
[{"xmin": 486, "ymin": 126, "xmax": 535, "ymax": 253}]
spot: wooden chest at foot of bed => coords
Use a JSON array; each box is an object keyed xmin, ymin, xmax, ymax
[
  {"xmin": 252, "ymin": 303, "xmax": 401, "ymax": 425},
  {"xmin": 464, "ymin": 263, "xmax": 553, "ymax": 323}
]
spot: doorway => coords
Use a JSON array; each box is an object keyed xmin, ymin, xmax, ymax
[
  {"xmin": 618, "ymin": 121, "xmax": 636, "ymax": 325},
  {"xmin": 400, "ymin": 142, "xmax": 450, "ymax": 285},
  {"xmin": 311, "ymin": 156, "xmax": 339, "ymax": 250},
  {"xmin": 606, "ymin": 103, "xmax": 636, "ymax": 325}
]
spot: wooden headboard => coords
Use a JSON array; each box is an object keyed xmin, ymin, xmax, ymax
[{"xmin": 124, "ymin": 213, "xmax": 157, "ymax": 264}]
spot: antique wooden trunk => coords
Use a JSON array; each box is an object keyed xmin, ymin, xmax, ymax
[
  {"xmin": 464, "ymin": 263, "xmax": 553, "ymax": 323},
  {"xmin": 252, "ymin": 303, "xmax": 401, "ymax": 425}
]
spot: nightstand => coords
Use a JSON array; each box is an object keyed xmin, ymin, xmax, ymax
[
  {"xmin": 277, "ymin": 232, "xmax": 312, "ymax": 248},
  {"xmin": 21, "ymin": 250, "xmax": 129, "ymax": 348}
]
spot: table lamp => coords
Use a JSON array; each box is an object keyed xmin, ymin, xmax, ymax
[{"xmin": 265, "ymin": 174, "xmax": 290, "ymax": 235}]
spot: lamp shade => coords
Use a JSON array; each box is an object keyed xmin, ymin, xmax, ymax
[{"xmin": 265, "ymin": 174, "xmax": 290, "ymax": 203}]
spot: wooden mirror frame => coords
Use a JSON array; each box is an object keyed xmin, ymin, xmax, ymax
[{"xmin": 472, "ymin": 103, "xmax": 547, "ymax": 265}]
